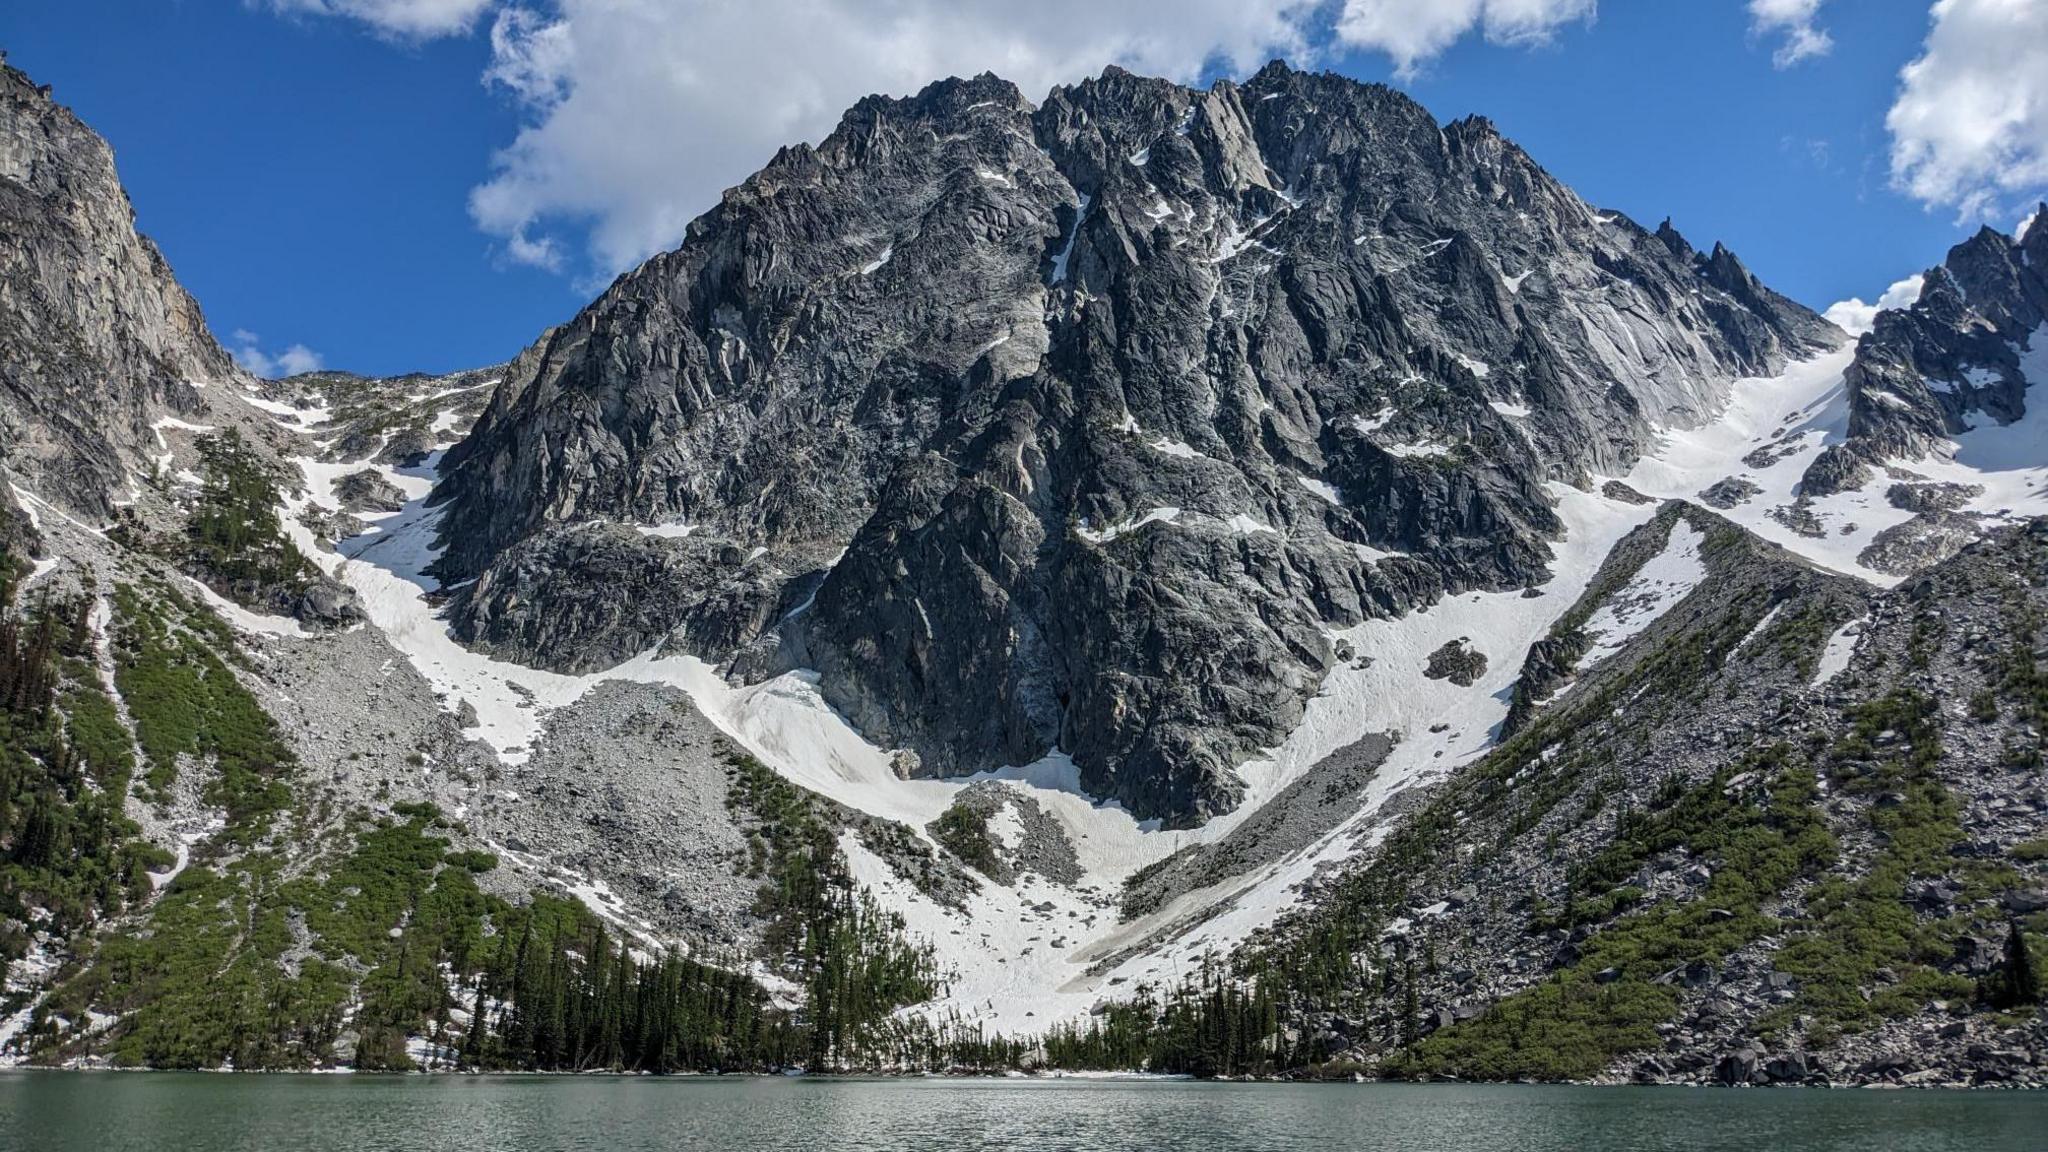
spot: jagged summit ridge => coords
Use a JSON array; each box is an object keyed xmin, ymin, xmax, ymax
[{"xmin": 428, "ymin": 59, "xmax": 1836, "ymax": 824}]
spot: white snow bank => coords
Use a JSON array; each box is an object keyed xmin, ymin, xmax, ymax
[
  {"xmin": 1622, "ymin": 347, "xmax": 1911, "ymax": 584},
  {"xmin": 1813, "ymin": 617, "xmax": 1866, "ymax": 687},
  {"xmin": 1076, "ymin": 507, "xmax": 1180, "ymax": 544},
  {"xmin": 1296, "ymin": 475, "xmax": 1342, "ymax": 504},
  {"xmin": 1574, "ymin": 519, "xmax": 1707, "ymax": 672}
]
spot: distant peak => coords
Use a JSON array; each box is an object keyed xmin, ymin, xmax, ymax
[{"xmin": 1250, "ymin": 58, "xmax": 1297, "ymax": 85}]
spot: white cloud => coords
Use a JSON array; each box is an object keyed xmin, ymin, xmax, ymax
[
  {"xmin": 261, "ymin": 0, "xmax": 495, "ymax": 39},
  {"xmin": 1823, "ymin": 272, "xmax": 1925, "ymax": 337},
  {"xmin": 467, "ymin": 0, "xmax": 1321, "ymax": 280},
  {"xmin": 2021, "ymin": 203, "xmax": 2042, "ymax": 241},
  {"xmin": 230, "ymin": 330, "xmax": 324, "ymax": 378},
  {"xmin": 1747, "ymin": 0, "xmax": 1831, "ymax": 68},
  {"xmin": 274, "ymin": 0, "xmax": 1614, "ymax": 280},
  {"xmin": 1888, "ymin": 0, "xmax": 2048, "ymax": 220},
  {"xmin": 1333, "ymin": 0, "xmax": 1595, "ymax": 80}
]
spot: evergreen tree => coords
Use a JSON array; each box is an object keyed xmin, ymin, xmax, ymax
[{"xmin": 1995, "ymin": 919, "xmax": 2038, "ymax": 1009}]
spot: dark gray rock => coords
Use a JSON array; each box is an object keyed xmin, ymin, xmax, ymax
[
  {"xmin": 1423, "ymin": 639, "xmax": 1488, "ymax": 687},
  {"xmin": 1697, "ymin": 476, "xmax": 1761, "ymax": 509},
  {"xmin": 1858, "ymin": 510, "xmax": 1979, "ymax": 576},
  {"xmin": 295, "ymin": 576, "xmax": 364, "ymax": 627},
  {"xmin": 1886, "ymin": 481, "xmax": 1983, "ymax": 514},
  {"xmin": 334, "ymin": 468, "xmax": 407, "ymax": 514}
]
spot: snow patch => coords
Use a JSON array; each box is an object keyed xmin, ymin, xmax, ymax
[
  {"xmin": 1813, "ymin": 617, "xmax": 1866, "ymax": 687},
  {"xmin": 1049, "ymin": 195, "xmax": 1090, "ymax": 285},
  {"xmin": 1574, "ymin": 519, "xmax": 1707, "ymax": 672},
  {"xmin": 1296, "ymin": 475, "xmax": 1342, "ymax": 504},
  {"xmin": 1076, "ymin": 507, "xmax": 1181, "ymax": 544}
]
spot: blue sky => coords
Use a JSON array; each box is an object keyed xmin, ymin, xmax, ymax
[{"xmin": 3, "ymin": 1, "xmax": 2041, "ymax": 377}]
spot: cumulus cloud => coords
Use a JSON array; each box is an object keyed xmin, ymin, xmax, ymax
[
  {"xmin": 466, "ymin": 0, "xmax": 1321, "ymax": 280},
  {"xmin": 261, "ymin": 0, "xmax": 495, "ymax": 38},
  {"xmin": 1747, "ymin": 0, "xmax": 1831, "ymax": 68},
  {"xmin": 271, "ymin": 0, "xmax": 1612, "ymax": 280},
  {"xmin": 1822, "ymin": 272, "xmax": 1926, "ymax": 337},
  {"xmin": 230, "ymin": 329, "xmax": 324, "ymax": 378},
  {"xmin": 1888, "ymin": 0, "xmax": 2048, "ymax": 220},
  {"xmin": 1333, "ymin": 0, "xmax": 1595, "ymax": 80}
]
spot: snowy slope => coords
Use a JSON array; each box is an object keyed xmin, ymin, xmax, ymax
[
  {"xmin": 1575, "ymin": 520, "xmax": 1707, "ymax": 671},
  {"xmin": 1624, "ymin": 330, "xmax": 2048, "ymax": 586}
]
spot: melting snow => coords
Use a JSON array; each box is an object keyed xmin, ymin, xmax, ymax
[
  {"xmin": 1574, "ymin": 520, "xmax": 1707, "ymax": 672},
  {"xmin": 1452, "ymin": 352, "xmax": 1491, "ymax": 378},
  {"xmin": 150, "ymin": 416, "xmax": 215, "ymax": 450},
  {"xmin": 1626, "ymin": 331, "xmax": 2048, "ymax": 586},
  {"xmin": 1350, "ymin": 408, "xmax": 1396, "ymax": 434},
  {"xmin": 861, "ymin": 247, "xmax": 893, "ymax": 275},
  {"xmin": 1381, "ymin": 438, "xmax": 1454, "ymax": 459},
  {"xmin": 635, "ymin": 523, "xmax": 697, "ymax": 539},
  {"xmin": 1813, "ymin": 617, "xmax": 1866, "ymax": 687},
  {"xmin": 1076, "ymin": 507, "xmax": 1181, "ymax": 544},
  {"xmin": 1048, "ymin": 195, "xmax": 1090, "ymax": 285},
  {"xmin": 1296, "ymin": 475, "xmax": 1342, "ymax": 504}
]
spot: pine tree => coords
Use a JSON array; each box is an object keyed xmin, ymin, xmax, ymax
[{"xmin": 1995, "ymin": 919, "xmax": 2038, "ymax": 1008}]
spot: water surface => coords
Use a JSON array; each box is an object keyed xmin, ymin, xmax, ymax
[{"xmin": 3, "ymin": 1071, "xmax": 2043, "ymax": 1151}]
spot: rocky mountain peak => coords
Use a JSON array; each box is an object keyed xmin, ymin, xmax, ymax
[
  {"xmin": 428, "ymin": 59, "xmax": 1836, "ymax": 825},
  {"xmin": 1803, "ymin": 212, "xmax": 2046, "ymax": 504}
]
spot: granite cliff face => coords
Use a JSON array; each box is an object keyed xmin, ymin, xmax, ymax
[
  {"xmin": 0, "ymin": 61, "xmax": 235, "ymax": 523},
  {"xmin": 430, "ymin": 61, "xmax": 1836, "ymax": 824}
]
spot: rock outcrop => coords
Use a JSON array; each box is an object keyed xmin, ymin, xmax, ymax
[
  {"xmin": 1802, "ymin": 209, "xmax": 2048, "ymax": 497},
  {"xmin": 0, "ymin": 62, "xmax": 236, "ymax": 520}
]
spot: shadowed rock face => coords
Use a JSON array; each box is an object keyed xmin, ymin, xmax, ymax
[
  {"xmin": 1803, "ymin": 210, "xmax": 2048, "ymax": 498},
  {"xmin": 0, "ymin": 63, "xmax": 235, "ymax": 520},
  {"xmin": 429, "ymin": 60, "xmax": 1835, "ymax": 825}
]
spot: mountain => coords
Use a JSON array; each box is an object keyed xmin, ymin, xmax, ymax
[
  {"xmin": 428, "ymin": 61, "xmax": 1836, "ymax": 826},
  {"xmin": 0, "ymin": 57, "xmax": 2042, "ymax": 1084},
  {"xmin": 0, "ymin": 62, "xmax": 236, "ymax": 525}
]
